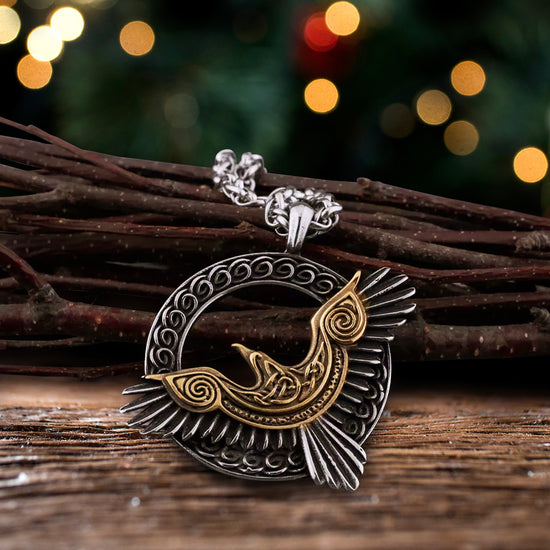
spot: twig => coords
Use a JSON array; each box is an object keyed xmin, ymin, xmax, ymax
[
  {"xmin": 0, "ymin": 118, "xmax": 549, "ymax": 377},
  {"xmin": 0, "ymin": 274, "xmax": 173, "ymax": 297},
  {"xmin": 0, "ymin": 243, "xmax": 56, "ymax": 301},
  {"xmin": 360, "ymin": 177, "xmax": 550, "ymax": 230},
  {"xmin": 0, "ymin": 336, "xmax": 93, "ymax": 349}
]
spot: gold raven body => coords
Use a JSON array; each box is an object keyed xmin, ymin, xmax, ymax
[{"xmin": 147, "ymin": 271, "xmax": 367, "ymax": 429}]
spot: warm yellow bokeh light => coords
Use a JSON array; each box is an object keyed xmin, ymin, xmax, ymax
[
  {"xmin": 416, "ymin": 89, "xmax": 452, "ymax": 125},
  {"xmin": 380, "ymin": 103, "xmax": 415, "ymax": 138},
  {"xmin": 451, "ymin": 60, "xmax": 486, "ymax": 96},
  {"xmin": 17, "ymin": 54, "xmax": 52, "ymax": 89},
  {"xmin": 304, "ymin": 78, "xmax": 339, "ymax": 114},
  {"xmin": 0, "ymin": 6, "xmax": 21, "ymax": 44},
  {"xmin": 51, "ymin": 7, "xmax": 84, "ymax": 41},
  {"xmin": 513, "ymin": 147, "xmax": 548, "ymax": 183},
  {"xmin": 119, "ymin": 21, "xmax": 155, "ymax": 56},
  {"xmin": 325, "ymin": 1, "xmax": 360, "ymax": 36},
  {"xmin": 444, "ymin": 121, "xmax": 479, "ymax": 156},
  {"xmin": 27, "ymin": 26, "xmax": 63, "ymax": 61},
  {"xmin": 0, "ymin": 1, "xmax": 18, "ymax": 7}
]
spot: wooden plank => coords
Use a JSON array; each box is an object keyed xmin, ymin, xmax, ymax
[{"xmin": 0, "ymin": 374, "xmax": 549, "ymax": 550}]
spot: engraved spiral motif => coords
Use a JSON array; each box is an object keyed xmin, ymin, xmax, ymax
[
  {"xmin": 145, "ymin": 253, "xmax": 340, "ymax": 374},
  {"xmin": 230, "ymin": 259, "xmax": 252, "ymax": 283},
  {"xmin": 164, "ymin": 309, "xmax": 186, "ymax": 330},
  {"xmin": 313, "ymin": 274, "xmax": 340, "ymax": 295},
  {"xmin": 181, "ymin": 374, "xmax": 221, "ymax": 412},
  {"xmin": 157, "ymin": 327, "xmax": 178, "ymax": 349},
  {"xmin": 250, "ymin": 257, "xmax": 273, "ymax": 278},
  {"xmin": 188, "ymin": 439, "xmax": 306, "ymax": 477},
  {"xmin": 324, "ymin": 303, "xmax": 363, "ymax": 344},
  {"xmin": 150, "ymin": 347, "xmax": 174, "ymax": 370},
  {"xmin": 174, "ymin": 291, "xmax": 198, "ymax": 314},
  {"xmin": 139, "ymin": 253, "xmax": 393, "ymax": 481}
]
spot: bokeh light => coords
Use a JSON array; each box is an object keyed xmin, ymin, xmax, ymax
[
  {"xmin": 17, "ymin": 54, "xmax": 52, "ymax": 89},
  {"xmin": 0, "ymin": 1, "xmax": 18, "ymax": 7},
  {"xmin": 0, "ymin": 6, "xmax": 21, "ymax": 45},
  {"xmin": 27, "ymin": 26, "xmax": 63, "ymax": 62},
  {"xmin": 325, "ymin": 1, "xmax": 360, "ymax": 36},
  {"xmin": 304, "ymin": 78, "xmax": 339, "ymax": 114},
  {"xmin": 444, "ymin": 121, "xmax": 479, "ymax": 156},
  {"xmin": 304, "ymin": 12, "xmax": 338, "ymax": 52},
  {"xmin": 416, "ymin": 89, "xmax": 452, "ymax": 125},
  {"xmin": 513, "ymin": 147, "xmax": 548, "ymax": 183},
  {"xmin": 451, "ymin": 60, "xmax": 486, "ymax": 96},
  {"xmin": 51, "ymin": 7, "xmax": 85, "ymax": 41},
  {"xmin": 380, "ymin": 103, "xmax": 415, "ymax": 138},
  {"xmin": 119, "ymin": 21, "xmax": 155, "ymax": 56}
]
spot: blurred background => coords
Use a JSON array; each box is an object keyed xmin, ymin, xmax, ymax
[{"xmin": 1, "ymin": 0, "xmax": 550, "ymax": 215}]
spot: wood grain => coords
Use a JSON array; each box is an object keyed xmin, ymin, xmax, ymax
[{"xmin": 1, "ymin": 372, "xmax": 549, "ymax": 550}]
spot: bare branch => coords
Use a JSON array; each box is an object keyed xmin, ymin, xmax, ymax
[{"xmin": 0, "ymin": 118, "xmax": 549, "ymax": 377}]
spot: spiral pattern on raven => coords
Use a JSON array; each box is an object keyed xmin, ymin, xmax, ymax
[
  {"xmin": 180, "ymin": 374, "xmax": 221, "ymax": 412},
  {"xmin": 324, "ymin": 299, "xmax": 365, "ymax": 345}
]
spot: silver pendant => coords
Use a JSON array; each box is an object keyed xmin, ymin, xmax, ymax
[
  {"xmin": 122, "ymin": 150, "xmax": 415, "ymax": 490},
  {"xmin": 122, "ymin": 253, "xmax": 414, "ymax": 490}
]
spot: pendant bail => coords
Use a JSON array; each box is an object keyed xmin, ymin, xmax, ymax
[{"xmin": 285, "ymin": 202, "xmax": 315, "ymax": 254}]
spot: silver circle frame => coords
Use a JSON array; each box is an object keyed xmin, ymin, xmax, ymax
[{"xmin": 144, "ymin": 253, "xmax": 391, "ymax": 481}]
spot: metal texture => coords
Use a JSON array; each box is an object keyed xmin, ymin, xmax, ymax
[
  {"xmin": 284, "ymin": 202, "xmax": 315, "ymax": 254},
  {"xmin": 212, "ymin": 149, "xmax": 266, "ymax": 207},
  {"xmin": 146, "ymin": 271, "xmax": 367, "ymax": 429},
  {"xmin": 212, "ymin": 149, "xmax": 342, "ymax": 250},
  {"xmin": 264, "ymin": 187, "xmax": 342, "ymax": 241},
  {"xmin": 122, "ymin": 253, "xmax": 416, "ymax": 490}
]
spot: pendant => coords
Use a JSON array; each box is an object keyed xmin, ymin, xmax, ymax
[
  {"xmin": 122, "ymin": 152, "xmax": 415, "ymax": 490},
  {"xmin": 122, "ymin": 252, "xmax": 414, "ymax": 490}
]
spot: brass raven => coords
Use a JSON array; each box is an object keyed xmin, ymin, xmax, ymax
[
  {"xmin": 147, "ymin": 271, "xmax": 366, "ymax": 430},
  {"xmin": 123, "ymin": 267, "xmax": 415, "ymax": 490}
]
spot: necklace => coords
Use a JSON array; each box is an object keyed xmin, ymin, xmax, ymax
[{"xmin": 122, "ymin": 150, "xmax": 415, "ymax": 490}]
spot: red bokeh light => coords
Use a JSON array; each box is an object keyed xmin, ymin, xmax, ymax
[{"xmin": 304, "ymin": 12, "xmax": 338, "ymax": 52}]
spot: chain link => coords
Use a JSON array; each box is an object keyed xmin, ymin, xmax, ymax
[
  {"xmin": 213, "ymin": 149, "xmax": 342, "ymax": 239},
  {"xmin": 213, "ymin": 149, "xmax": 266, "ymax": 207},
  {"xmin": 264, "ymin": 187, "xmax": 342, "ymax": 238}
]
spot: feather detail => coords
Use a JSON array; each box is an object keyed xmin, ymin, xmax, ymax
[
  {"xmin": 368, "ymin": 302, "xmax": 417, "ymax": 318},
  {"xmin": 362, "ymin": 274, "xmax": 410, "ymax": 301},
  {"xmin": 120, "ymin": 264, "xmax": 415, "ymax": 490},
  {"xmin": 122, "ymin": 380, "xmax": 163, "ymax": 395},
  {"xmin": 357, "ymin": 268, "xmax": 416, "ymax": 327},
  {"xmin": 140, "ymin": 405, "xmax": 181, "ymax": 434},
  {"xmin": 368, "ymin": 318, "xmax": 408, "ymax": 329},
  {"xmin": 210, "ymin": 417, "xmax": 231, "ymax": 443},
  {"xmin": 119, "ymin": 390, "xmax": 167, "ymax": 413},
  {"xmin": 357, "ymin": 267, "xmax": 391, "ymax": 294},
  {"xmin": 368, "ymin": 287, "xmax": 416, "ymax": 310},
  {"xmin": 126, "ymin": 399, "xmax": 173, "ymax": 428},
  {"xmin": 299, "ymin": 416, "xmax": 366, "ymax": 491}
]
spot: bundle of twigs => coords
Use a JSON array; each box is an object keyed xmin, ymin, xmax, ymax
[{"xmin": 0, "ymin": 117, "xmax": 549, "ymax": 378}]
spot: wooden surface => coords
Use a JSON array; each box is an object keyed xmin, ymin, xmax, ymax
[{"xmin": 1, "ymin": 367, "xmax": 549, "ymax": 550}]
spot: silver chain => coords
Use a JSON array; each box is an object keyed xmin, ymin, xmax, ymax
[
  {"xmin": 213, "ymin": 149, "xmax": 342, "ymax": 240},
  {"xmin": 212, "ymin": 149, "xmax": 266, "ymax": 207}
]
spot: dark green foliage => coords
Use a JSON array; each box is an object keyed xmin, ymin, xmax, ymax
[{"xmin": 4, "ymin": 0, "xmax": 550, "ymax": 214}]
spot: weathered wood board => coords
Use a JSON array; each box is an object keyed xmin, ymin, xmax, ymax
[{"xmin": 0, "ymin": 372, "xmax": 549, "ymax": 550}]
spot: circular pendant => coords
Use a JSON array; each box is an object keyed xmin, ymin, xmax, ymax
[{"xmin": 122, "ymin": 252, "xmax": 415, "ymax": 490}]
